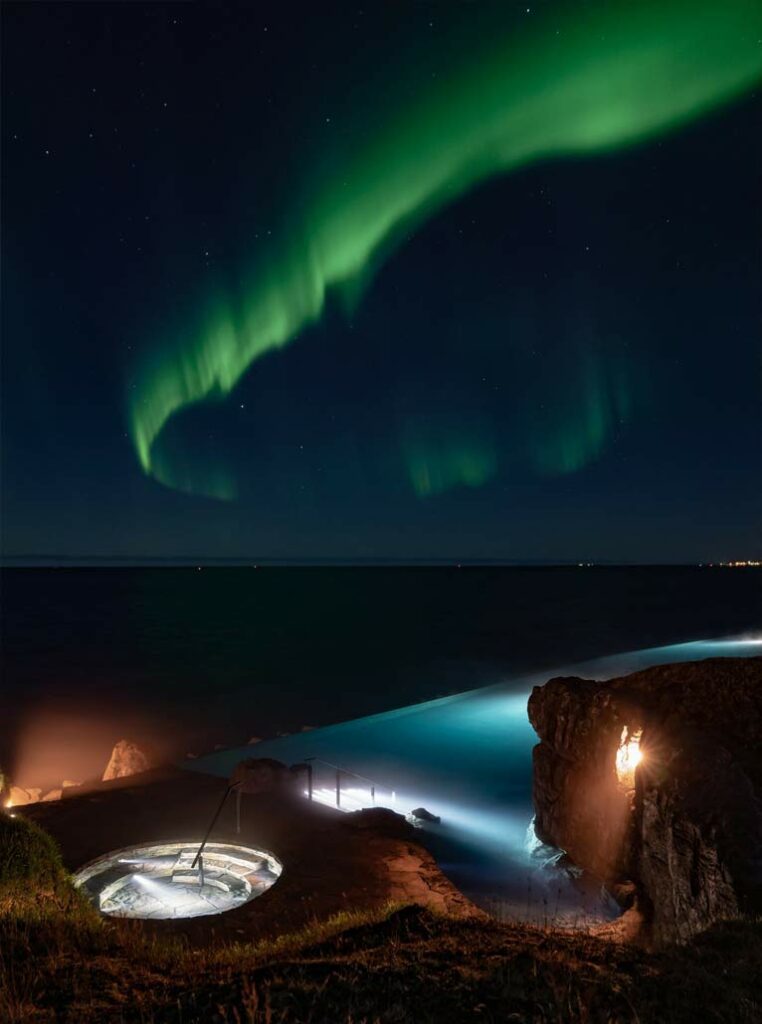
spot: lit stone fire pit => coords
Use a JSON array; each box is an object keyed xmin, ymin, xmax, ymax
[{"xmin": 74, "ymin": 841, "xmax": 282, "ymax": 919}]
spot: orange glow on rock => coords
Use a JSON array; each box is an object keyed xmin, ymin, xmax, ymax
[{"xmin": 615, "ymin": 726, "xmax": 642, "ymax": 786}]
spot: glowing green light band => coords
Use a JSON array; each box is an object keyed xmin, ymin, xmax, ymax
[{"xmin": 129, "ymin": 0, "xmax": 762, "ymax": 497}]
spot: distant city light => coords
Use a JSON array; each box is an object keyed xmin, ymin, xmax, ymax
[{"xmin": 700, "ymin": 560, "xmax": 761, "ymax": 568}]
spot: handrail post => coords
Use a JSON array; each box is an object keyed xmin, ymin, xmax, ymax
[
  {"xmin": 303, "ymin": 756, "xmax": 385, "ymax": 812},
  {"xmin": 192, "ymin": 782, "xmax": 237, "ymax": 869}
]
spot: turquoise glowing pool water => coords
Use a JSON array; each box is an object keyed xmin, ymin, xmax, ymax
[{"xmin": 188, "ymin": 636, "xmax": 760, "ymax": 921}]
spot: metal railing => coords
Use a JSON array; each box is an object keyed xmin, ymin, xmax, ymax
[
  {"xmin": 303, "ymin": 756, "xmax": 389, "ymax": 809},
  {"xmin": 192, "ymin": 758, "xmax": 389, "ymax": 869}
]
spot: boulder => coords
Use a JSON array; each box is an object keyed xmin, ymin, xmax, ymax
[
  {"xmin": 102, "ymin": 739, "xmax": 152, "ymax": 781},
  {"xmin": 6, "ymin": 785, "xmax": 42, "ymax": 807},
  {"xmin": 229, "ymin": 757, "xmax": 307, "ymax": 794},
  {"xmin": 410, "ymin": 806, "xmax": 441, "ymax": 824},
  {"xmin": 528, "ymin": 657, "xmax": 762, "ymax": 945},
  {"xmin": 41, "ymin": 789, "xmax": 63, "ymax": 802},
  {"xmin": 343, "ymin": 807, "xmax": 412, "ymax": 839}
]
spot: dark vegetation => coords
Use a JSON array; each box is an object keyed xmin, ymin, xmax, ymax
[
  {"xmin": 0, "ymin": 811, "xmax": 79, "ymax": 903},
  {"xmin": 1, "ymin": 813, "xmax": 761, "ymax": 1023}
]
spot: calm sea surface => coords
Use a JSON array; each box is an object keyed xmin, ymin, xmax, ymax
[{"xmin": 1, "ymin": 566, "xmax": 760, "ymax": 789}]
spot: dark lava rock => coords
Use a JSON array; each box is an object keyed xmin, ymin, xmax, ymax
[
  {"xmin": 230, "ymin": 758, "xmax": 307, "ymax": 794},
  {"xmin": 343, "ymin": 807, "xmax": 413, "ymax": 839},
  {"xmin": 528, "ymin": 657, "xmax": 762, "ymax": 945},
  {"xmin": 410, "ymin": 807, "xmax": 441, "ymax": 824}
]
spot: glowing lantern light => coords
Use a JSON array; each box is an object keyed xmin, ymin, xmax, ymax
[{"xmin": 615, "ymin": 727, "xmax": 643, "ymax": 786}]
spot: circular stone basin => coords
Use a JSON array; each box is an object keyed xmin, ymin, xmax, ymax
[{"xmin": 73, "ymin": 841, "xmax": 282, "ymax": 920}]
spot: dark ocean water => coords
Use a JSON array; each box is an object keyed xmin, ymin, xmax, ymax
[{"xmin": 1, "ymin": 566, "xmax": 760, "ymax": 788}]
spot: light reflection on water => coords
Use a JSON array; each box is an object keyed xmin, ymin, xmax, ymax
[{"xmin": 189, "ymin": 636, "xmax": 760, "ymax": 922}]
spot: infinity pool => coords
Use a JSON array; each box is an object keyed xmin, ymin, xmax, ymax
[{"xmin": 188, "ymin": 636, "xmax": 760, "ymax": 922}]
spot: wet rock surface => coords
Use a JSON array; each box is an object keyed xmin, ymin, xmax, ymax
[
  {"xmin": 410, "ymin": 806, "xmax": 441, "ymax": 824},
  {"xmin": 528, "ymin": 657, "xmax": 762, "ymax": 944}
]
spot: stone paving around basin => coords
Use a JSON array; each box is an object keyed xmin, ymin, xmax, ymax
[{"xmin": 75, "ymin": 840, "xmax": 282, "ymax": 919}]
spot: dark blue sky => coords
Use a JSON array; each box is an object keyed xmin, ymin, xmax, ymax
[{"xmin": 2, "ymin": 1, "xmax": 760, "ymax": 562}]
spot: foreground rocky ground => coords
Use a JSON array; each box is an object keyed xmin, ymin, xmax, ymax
[
  {"xmin": 2, "ymin": 805, "xmax": 761, "ymax": 1023},
  {"xmin": 3, "ymin": 892, "xmax": 761, "ymax": 1023},
  {"xmin": 15, "ymin": 766, "xmax": 476, "ymax": 946}
]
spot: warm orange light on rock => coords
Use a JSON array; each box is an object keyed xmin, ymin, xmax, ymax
[{"xmin": 615, "ymin": 727, "xmax": 642, "ymax": 786}]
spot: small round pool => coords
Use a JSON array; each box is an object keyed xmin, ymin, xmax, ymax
[{"xmin": 74, "ymin": 840, "xmax": 282, "ymax": 919}]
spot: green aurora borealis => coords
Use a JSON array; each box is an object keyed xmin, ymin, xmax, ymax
[
  {"xmin": 128, "ymin": 0, "xmax": 762, "ymax": 500},
  {"xmin": 402, "ymin": 419, "xmax": 498, "ymax": 499}
]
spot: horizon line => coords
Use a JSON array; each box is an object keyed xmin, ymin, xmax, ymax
[{"xmin": 1, "ymin": 556, "xmax": 758, "ymax": 569}]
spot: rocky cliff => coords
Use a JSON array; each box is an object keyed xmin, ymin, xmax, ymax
[{"xmin": 528, "ymin": 656, "xmax": 762, "ymax": 944}]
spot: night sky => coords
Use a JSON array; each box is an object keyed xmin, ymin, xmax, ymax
[{"xmin": 2, "ymin": 0, "xmax": 760, "ymax": 562}]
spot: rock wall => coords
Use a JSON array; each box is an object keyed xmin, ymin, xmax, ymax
[
  {"xmin": 529, "ymin": 676, "xmax": 638, "ymax": 882},
  {"xmin": 528, "ymin": 657, "xmax": 762, "ymax": 944}
]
